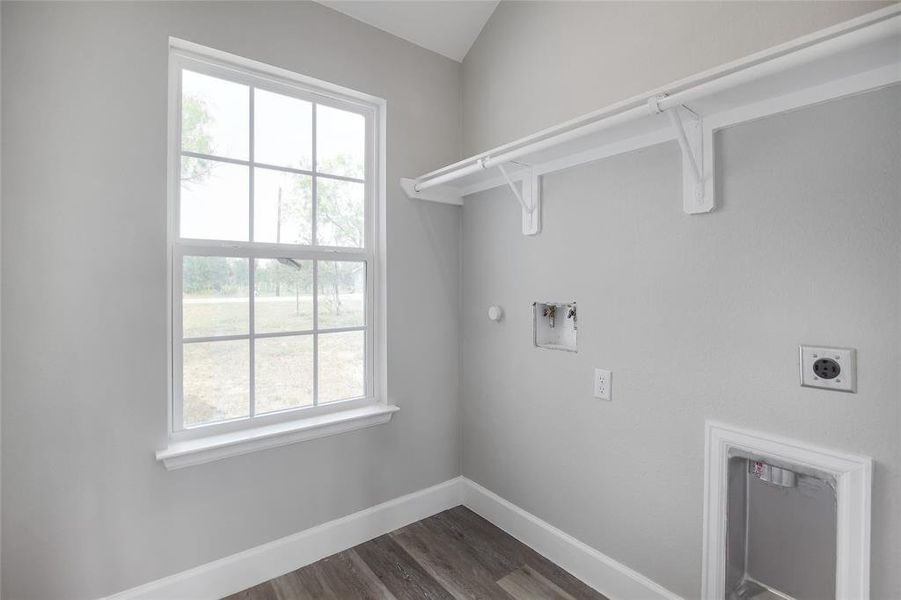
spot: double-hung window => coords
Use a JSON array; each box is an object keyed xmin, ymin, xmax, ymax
[{"xmin": 161, "ymin": 40, "xmax": 389, "ymax": 468}]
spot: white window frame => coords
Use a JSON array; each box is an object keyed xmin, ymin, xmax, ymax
[{"xmin": 158, "ymin": 39, "xmax": 391, "ymax": 469}]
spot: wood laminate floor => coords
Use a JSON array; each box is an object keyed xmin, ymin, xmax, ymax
[{"xmin": 225, "ymin": 506, "xmax": 608, "ymax": 600}]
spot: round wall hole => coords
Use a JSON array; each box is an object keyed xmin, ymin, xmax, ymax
[{"xmin": 813, "ymin": 358, "xmax": 841, "ymax": 380}]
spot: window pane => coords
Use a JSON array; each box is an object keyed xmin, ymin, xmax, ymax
[
  {"xmin": 182, "ymin": 256, "xmax": 249, "ymax": 338},
  {"xmin": 183, "ymin": 340, "xmax": 249, "ymax": 427},
  {"xmin": 254, "ymin": 89, "xmax": 312, "ymax": 170},
  {"xmin": 181, "ymin": 70, "xmax": 249, "ymax": 160},
  {"xmin": 318, "ymin": 261, "xmax": 365, "ymax": 329},
  {"xmin": 253, "ymin": 168, "xmax": 312, "ymax": 245},
  {"xmin": 254, "ymin": 258, "xmax": 313, "ymax": 333},
  {"xmin": 318, "ymin": 330, "xmax": 365, "ymax": 403},
  {"xmin": 316, "ymin": 178, "xmax": 364, "ymax": 247},
  {"xmin": 255, "ymin": 335, "xmax": 314, "ymax": 414},
  {"xmin": 180, "ymin": 158, "xmax": 249, "ymax": 241},
  {"xmin": 316, "ymin": 105, "xmax": 365, "ymax": 179}
]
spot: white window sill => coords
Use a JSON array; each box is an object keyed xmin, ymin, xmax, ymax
[{"xmin": 156, "ymin": 403, "xmax": 399, "ymax": 470}]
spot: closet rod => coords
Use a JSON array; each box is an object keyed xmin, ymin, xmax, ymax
[{"xmin": 412, "ymin": 9, "xmax": 898, "ymax": 193}]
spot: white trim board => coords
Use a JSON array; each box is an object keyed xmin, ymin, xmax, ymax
[
  {"xmin": 101, "ymin": 477, "xmax": 682, "ymax": 600},
  {"xmin": 101, "ymin": 478, "xmax": 465, "ymax": 600},
  {"xmin": 156, "ymin": 403, "xmax": 399, "ymax": 470},
  {"xmin": 701, "ymin": 421, "xmax": 872, "ymax": 600}
]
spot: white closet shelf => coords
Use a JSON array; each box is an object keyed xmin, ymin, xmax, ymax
[{"xmin": 401, "ymin": 5, "xmax": 901, "ymax": 235}]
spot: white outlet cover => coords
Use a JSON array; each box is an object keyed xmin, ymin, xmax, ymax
[
  {"xmin": 594, "ymin": 368, "xmax": 611, "ymax": 401},
  {"xmin": 799, "ymin": 345, "xmax": 856, "ymax": 393}
]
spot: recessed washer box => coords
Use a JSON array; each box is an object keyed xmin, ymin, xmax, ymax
[
  {"xmin": 799, "ymin": 345, "xmax": 856, "ymax": 393},
  {"xmin": 533, "ymin": 301, "xmax": 577, "ymax": 352}
]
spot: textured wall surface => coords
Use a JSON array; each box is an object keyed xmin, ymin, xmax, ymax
[
  {"xmin": 1, "ymin": 2, "xmax": 461, "ymax": 598},
  {"xmin": 461, "ymin": 86, "xmax": 901, "ymax": 598},
  {"xmin": 461, "ymin": 4, "xmax": 898, "ymax": 597},
  {"xmin": 3, "ymin": 2, "xmax": 900, "ymax": 599}
]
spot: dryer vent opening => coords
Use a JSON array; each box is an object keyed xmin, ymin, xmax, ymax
[{"xmin": 726, "ymin": 454, "xmax": 837, "ymax": 600}]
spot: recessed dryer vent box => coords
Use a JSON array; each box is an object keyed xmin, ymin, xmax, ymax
[{"xmin": 533, "ymin": 301, "xmax": 577, "ymax": 352}]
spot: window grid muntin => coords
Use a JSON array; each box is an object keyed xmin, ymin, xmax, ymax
[
  {"xmin": 247, "ymin": 83, "xmax": 256, "ymax": 418},
  {"xmin": 181, "ymin": 150, "xmax": 365, "ymax": 185},
  {"xmin": 178, "ymin": 74, "xmax": 368, "ymax": 250},
  {"xmin": 312, "ymin": 103, "xmax": 319, "ymax": 406},
  {"xmin": 173, "ymin": 54, "xmax": 375, "ymax": 436},
  {"xmin": 175, "ymin": 251, "xmax": 370, "ymax": 432},
  {"xmin": 312, "ymin": 256, "xmax": 319, "ymax": 410}
]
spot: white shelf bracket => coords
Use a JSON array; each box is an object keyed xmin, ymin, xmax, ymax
[
  {"xmin": 497, "ymin": 163, "xmax": 541, "ymax": 235},
  {"xmin": 650, "ymin": 97, "xmax": 713, "ymax": 214}
]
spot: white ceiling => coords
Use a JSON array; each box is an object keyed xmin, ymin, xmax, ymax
[{"xmin": 318, "ymin": 1, "xmax": 500, "ymax": 62}]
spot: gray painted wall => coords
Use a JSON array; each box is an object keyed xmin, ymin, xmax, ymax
[
  {"xmin": 460, "ymin": 86, "xmax": 901, "ymax": 598},
  {"xmin": 3, "ymin": 2, "xmax": 900, "ymax": 599},
  {"xmin": 461, "ymin": 4, "xmax": 899, "ymax": 597},
  {"xmin": 0, "ymin": 2, "xmax": 461, "ymax": 598}
]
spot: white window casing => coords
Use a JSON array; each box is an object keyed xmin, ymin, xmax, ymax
[{"xmin": 158, "ymin": 39, "xmax": 391, "ymax": 470}]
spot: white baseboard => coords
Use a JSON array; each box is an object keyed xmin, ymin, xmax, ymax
[
  {"xmin": 102, "ymin": 477, "xmax": 466, "ymax": 600},
  {"xmin": 102, "ymin": 476, "xmax": 681, "ymax": 600},
  {"xmin": 462, "ymin": 479, "xmax": 683, "ymax": 600}
]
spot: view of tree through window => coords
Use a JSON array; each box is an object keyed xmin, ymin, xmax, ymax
[{"xmin": 175, "ymin": 66, "xmax": 369, "ymax": 430}]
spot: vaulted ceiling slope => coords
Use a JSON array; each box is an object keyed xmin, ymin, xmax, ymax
[{"xmin": 317, "ymin": 1, "xmax": 500, "ymax": 62}]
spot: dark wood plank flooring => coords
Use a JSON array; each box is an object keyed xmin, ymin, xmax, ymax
[{"xmin": 225, "ymin": 506, "xmax": 608, "ymax": 600}]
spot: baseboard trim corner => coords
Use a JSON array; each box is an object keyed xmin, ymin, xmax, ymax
[
  {"xmin": 101, "ymin": 477, "xmax": 466, "ymax": 600},
  {"xmin": 461, "ymin": 478, "xmax": 684, "ymax": 600},
  {"xmin": 102, "ymin": 476, "xmax": 681, "ymax": 600}
]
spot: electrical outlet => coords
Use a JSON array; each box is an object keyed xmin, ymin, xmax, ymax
[
  {"xmin": 594, "ymin": 368, "xmax": 611, "ymax": 401},
  {"xmin": 799, "ymin": 345, "xmax": 856, "ymax": 393}
]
